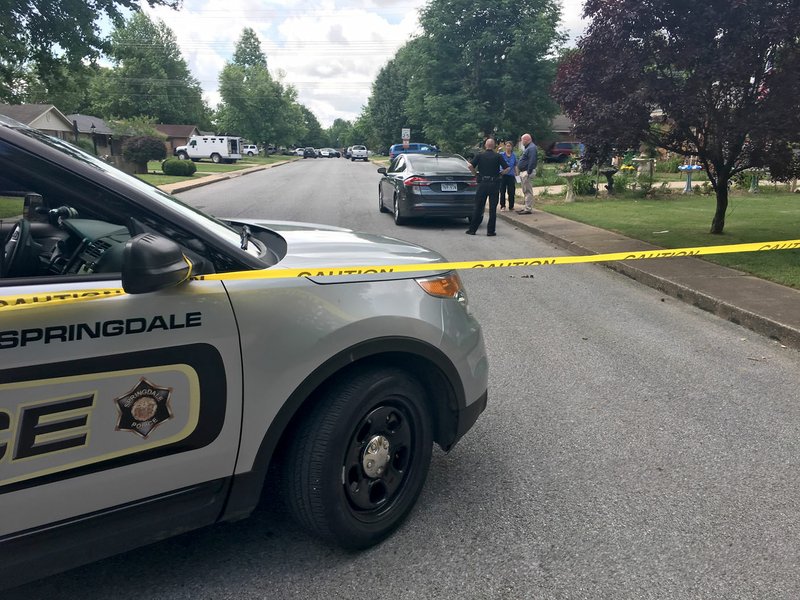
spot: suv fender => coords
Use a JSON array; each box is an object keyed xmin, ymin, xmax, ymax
[{"xmin": 220, "ymin": 337, "xmax": 466, "ymax": 521}]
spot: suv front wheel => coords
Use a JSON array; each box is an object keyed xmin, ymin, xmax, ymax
[{"xmin": 281, "ymin": 367, "xmax": 433, "ymax": 549}]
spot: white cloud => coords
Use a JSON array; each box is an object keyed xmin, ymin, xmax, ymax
[{"xmin": 141, "ymin": 0, "xmax": 586, "ymax": 128}]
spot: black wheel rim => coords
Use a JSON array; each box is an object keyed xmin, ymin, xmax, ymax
[{"xmin": 343, "ymin": 403, "xmax": 416, "ymax": 521}]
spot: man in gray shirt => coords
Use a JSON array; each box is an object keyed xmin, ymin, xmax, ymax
[{"xmin": 515, "ymin": 133, "xmax": 537, "ymax": 214}]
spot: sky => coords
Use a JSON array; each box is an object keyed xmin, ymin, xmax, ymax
[{"xmin": 142, "ymin": 0, "xmax": 588, "ymax": 128}]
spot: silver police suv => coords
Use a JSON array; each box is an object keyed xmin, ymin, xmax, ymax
[{"xmin": 0, "ymin": 116, "xmax": 488, "ymax": 588}]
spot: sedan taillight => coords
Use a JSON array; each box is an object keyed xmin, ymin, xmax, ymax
[
  {"xmin": 404, "ymin": 177, "xmax": 432, "ymax": 187},
  {"xmin": 467, "ymin": 178, "xmax": 478, "ymax": 187}
]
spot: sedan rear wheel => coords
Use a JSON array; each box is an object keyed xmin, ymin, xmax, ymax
[
  {"xmin": 393, "ymin": 195, "xmax": 407, "ymax": 225},
  {"xmin": 378, "ymin": 187, "xmax": 390, "ymax": 213}
]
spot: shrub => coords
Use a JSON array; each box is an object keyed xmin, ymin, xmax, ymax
[
  {"xmin": 122, "ymin": 136, "xmax": 167, "ymax": 164},
  {"xmin": 161, "ymin": 158, "xmax": 197, "ymax": 176},
  {"xmin": 613, "ymin": 174, "xmax": 632, "ymax": 192},
  {"xmin": 656, "ymin": 155, "xmax": 682, "ymax": 173},
  {"xmin": 74, "ymin": 138, "xmax": 96, "ymax": 155},
  {"xmin": 572, "ymin": 173, "xmax": 596, "ymax": 196}
]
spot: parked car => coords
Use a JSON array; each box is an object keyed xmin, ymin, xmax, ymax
[
  {"xmin": 303, "ymin": 147, "xmax": 317, "ymax": 159},
  {"xmin": 320, "ymin": 147, "xmax": 339, "ymax": 158},
  {"xmin": 345, "ymin": 146, "xmax": 352, "ymax": 159},
  {"xmin": 294, "ymin": 147, "xmax": 305, "ymax": 156},
  {"xmin": 545, "ymin": 141, "xmax": 584, "ymax": 162},
  {"xmin": 242, "ymin": 144, "xmax": 259, "ymax": 157},
  {"xmin": 389, "ymin": 143, "xmax": 439, "ymax": 160},
  {"xmin": 0, "ymin": 114, "xmax": 488, "ymax": 587},
  {"xmin": 377, "ymin": 153, "xmax": 477, "ymax": 225},
  {"xmin": 351, "ymin": 145, "xmax": 368, "ymax": 161}
]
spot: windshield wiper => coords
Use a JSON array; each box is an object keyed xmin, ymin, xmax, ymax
[{"xmin": 240, "ymin": 224, "xmax": 252, "ymax": 250}]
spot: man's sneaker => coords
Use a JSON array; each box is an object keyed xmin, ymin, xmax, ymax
[
  {"xmin": 465, "ymin": 230, "xmax": 476, "ymax": 235},
  {"xmin": 516, "ymin": 209, "xmax": 532, "ymax": 214}
]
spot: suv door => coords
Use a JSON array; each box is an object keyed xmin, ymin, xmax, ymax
[{"xmin": 0, "ymin": 134, "xmax": 244, "ymax": 584}]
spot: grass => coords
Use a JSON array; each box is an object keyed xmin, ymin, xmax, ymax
[
  {"xmin": 0, "ymin": 196, "xmax": 24, "ymax": 218},
  {"xmin": 541, "ymin": 190, "xmax": 800, "ymax": 288},
  {"xmin": 138, "ymin": 155, "xmax": 298, "ymax": 185}
]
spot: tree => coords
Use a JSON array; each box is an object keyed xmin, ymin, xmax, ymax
[
  {"xmin": 8, "ymin": 62, "xmax": 101, "ymax": 114},
  {"xmin": 1, "ymin": 0, "xmax": 179, "ymax": 103},
  {"xmin": 297, "ymin": 105, "xmax": 325, "ymax": 147},
  {"xmin": 553, "ymin": 0, "xmax": 800, "ymax": 234},
  {"xmin": 218, "ymin": 28, "xmax": 305, "ymax": 146},
  {"xmin": 366, "ymin": 45, "xmax": 423, "ymax": 150},
  {"xmin": 371, "ymin": 0, "xmax": 563, "ymax": 152},
  {"xmin": 326, "ymin": 118, "xmax": 353, "ymax": 149},
  {"xmin": 93, "ymin": 12, "xmax": 210, "ymax": 127},
  {"xmin": 122, "ymin": 135, "xmax": 166, "ymax": 173}
]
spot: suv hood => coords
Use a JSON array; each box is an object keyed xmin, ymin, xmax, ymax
[{"xmin": 230, "ymin": 219, "xmax": 449, "ymax": 283}]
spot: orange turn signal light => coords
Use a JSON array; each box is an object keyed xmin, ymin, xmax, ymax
[{"xmin": 415, "ymin": 272, "xmax": 464, "ymax": 298}]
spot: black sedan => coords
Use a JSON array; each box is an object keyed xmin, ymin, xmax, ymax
[{"xmin": 377, "ymin": 154, "xmax": 477, "ymax": 225}]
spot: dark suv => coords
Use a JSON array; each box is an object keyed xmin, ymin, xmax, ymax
[{"xmin": 303, "ymin": 147, "xmax": 317, "ymax": 159}]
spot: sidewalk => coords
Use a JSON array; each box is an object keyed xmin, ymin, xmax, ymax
[
  {"xmin": 498, "ymin": 207, "xmax": 800, "ymax": 350},
  {"xmin": 157, "ymin": 160, "xmax": 294, "ymax": 194}
]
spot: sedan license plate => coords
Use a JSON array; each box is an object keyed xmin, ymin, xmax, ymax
[{"xmin": 441, "ymin": 183, "xmax": 458, "ymax": 192}]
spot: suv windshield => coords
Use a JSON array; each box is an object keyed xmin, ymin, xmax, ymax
[{"xmin": 9, "ymin": 122, "xmax": 261, "ymax": 258}]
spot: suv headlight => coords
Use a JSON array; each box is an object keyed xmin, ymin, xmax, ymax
[{"xmin": 415, "ymin": 272, "xmax": 468, "ymax": 309}]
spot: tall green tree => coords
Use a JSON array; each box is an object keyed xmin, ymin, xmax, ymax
[
  {"xmin": 218, "ymin": 28, "xmax": 305, "ymax": 146},
  {"xmin": 1, "ymin": 0, "xmax": 179, "ymax": 103},
  {"xmin": 11, "ymin": 62, "xmax": 101, "ymax": 114},
  {"xmin": 297, "ymin": 105, "xmax": 325, "ymax": 147},
  {"xmin": 368, "ymin": 0, "xmax": 563, "ymax": 152},
  {"xmin": 366, "ymin": 43, "xmax": 423, "ymax": 150},
  {"xmin": 92, "ymin": 12, "xmax": 210, "ymax": 126},
  {"xmin": 326, "ymin": 118, "xmax": 353, "ymax": 148},
  {"xmin": 553, "ymin": 0, "xmax": 800, "ymax": 234}
]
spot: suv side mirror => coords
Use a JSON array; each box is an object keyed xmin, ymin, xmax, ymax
[
  {"xmin": 122, "ymin": 233, "xmax": 191, "ymax": 294},
  {"xmin": 377, "ymin": 167, "xmax": 387, "ymax": 175}
]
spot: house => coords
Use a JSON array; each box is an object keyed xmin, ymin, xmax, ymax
[
  {"xmin": 155, "ymin": 124, "xmax": 200, "ymax": 154},
  {"xmin": 66, "ymin": 114, "xmax": 115, "ymax": 155},
  {"xmin": 0, "ymin": 103, "xmax": 73, "ymax": 139},
  {"xmin": 548, "ymin": 114, "xmax": 576, "ymax": 143}
]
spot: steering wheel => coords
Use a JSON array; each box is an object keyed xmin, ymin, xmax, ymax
[{"xmin": 2, "ymin": 219, "xmax": 31, "ymax": 277}]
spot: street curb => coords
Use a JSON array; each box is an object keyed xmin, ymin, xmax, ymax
[
  {"xmin": 157, "ymin": 159, "xmax": 295, "ymax": 194},
  {"xmin": 498, "ymin": 211, "xmax": 800, "ymax": 350}
]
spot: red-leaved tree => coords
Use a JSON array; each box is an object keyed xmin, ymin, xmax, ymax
[{"xmin": 553, "ymin": 0, "xmax": 800, "ymax": 233}]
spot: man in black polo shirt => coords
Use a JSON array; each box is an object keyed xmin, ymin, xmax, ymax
[{"xmin": 466, "ymin": 138, "xmax": 509, "ymax": 236}]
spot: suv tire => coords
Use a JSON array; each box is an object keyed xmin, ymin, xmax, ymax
[{"xmin": 282, "ymin": 367, "xmax": 432, "ymax": 550}]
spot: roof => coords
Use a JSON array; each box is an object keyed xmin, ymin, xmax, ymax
[
  {"xmin": 551, "ymin": 114, "xmax": 574, "ymax": 133},
  {"xmin": 155, "ymin": 124, "xmax": 199, "ymax": 138},
  {"xmin": 0, "ymin": 104, "xmax": 70, "ymax": 127},
  {"xmin": 65, "ymin": 114, "xmax": 113, "ymax": 135}
]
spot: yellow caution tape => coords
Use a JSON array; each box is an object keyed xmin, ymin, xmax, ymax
[{"xmin": 2, "ymin": 239, "xmax": 799, "ymax": 312}]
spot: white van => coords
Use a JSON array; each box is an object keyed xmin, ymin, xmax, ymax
[{"xmin": 174, "ymin": 135, "xmax": 242, "ymax": 163}]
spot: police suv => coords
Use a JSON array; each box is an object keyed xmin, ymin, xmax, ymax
[{"xmin": 0, "ymin": 116, "xmax": 488, "ymax": 588}]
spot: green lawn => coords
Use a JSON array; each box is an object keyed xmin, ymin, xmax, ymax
[
  {"xmin": 0, "ymin": 197, "xmax": 24, "ymax": 218},
  {"xmin": 136, "ymin": 173, "xmax": 210, "ymax": 186},
  {"xmin": 542, "ymin": 191, "xmax": 800, "ymax": 288}
]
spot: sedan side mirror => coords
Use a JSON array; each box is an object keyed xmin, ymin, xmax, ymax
[
  {"xmin": 122, "ymin": 233, "xmax": 191, "ymax": 294},
  {"xmin": 377, "ymin": 167, "xmax": 387, "ymax": 175}
]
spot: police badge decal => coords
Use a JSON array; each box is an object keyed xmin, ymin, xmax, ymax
[{"xmin": 114, "ymin": 378, "xmax": 174, "ymax": 438}]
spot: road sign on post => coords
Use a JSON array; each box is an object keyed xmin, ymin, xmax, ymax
[{"xmin": 401, "ymin": 128, "xmax": 410, "ymax": 140}]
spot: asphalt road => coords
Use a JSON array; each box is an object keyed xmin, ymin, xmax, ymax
[{"xmin": 13, "ymin": 158, "xmax": 800, "ymax": 599}]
